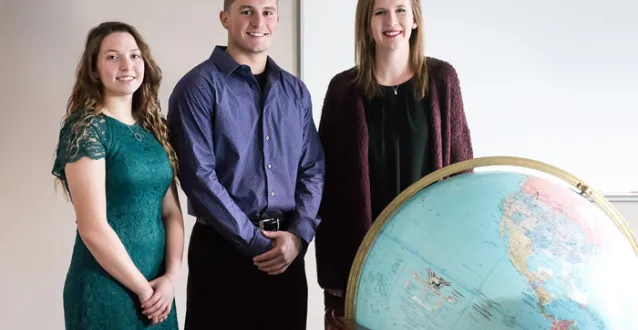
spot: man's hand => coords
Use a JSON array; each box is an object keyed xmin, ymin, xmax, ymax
[{"xmin": 253, "ymin": 230, "xmax": 303, "ymax": 275}]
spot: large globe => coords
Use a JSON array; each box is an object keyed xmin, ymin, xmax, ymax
[{"xmin": 334, "ymin": 157, "xmax": 638, "ymax": 330}]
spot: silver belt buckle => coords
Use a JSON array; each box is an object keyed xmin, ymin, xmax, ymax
[{"xmin": 259, "ymin": 218, "xmax": 280, "ymax": 231}]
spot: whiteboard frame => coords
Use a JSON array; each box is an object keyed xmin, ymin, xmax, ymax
[
  {"xmin": 298, "ymin": 0, "xmax": 307, "ymax": 81},
  {"xmin": 606, "ymin": 194, "xmax": 638, "ymax": 203}
]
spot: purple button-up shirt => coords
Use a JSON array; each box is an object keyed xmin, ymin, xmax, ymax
[{"xmin": 167, "ymin": 46, "xmax": 325, "ymax": 257}]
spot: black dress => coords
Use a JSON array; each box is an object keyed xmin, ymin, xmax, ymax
[{"xmin": 364, "ymin": 78, "xmax": 433, "ymax": 221}]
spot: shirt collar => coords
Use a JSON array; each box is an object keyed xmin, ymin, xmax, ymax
[{"xmin": 210, "ymin": 45, "xmax": 282, "ymax": 78}]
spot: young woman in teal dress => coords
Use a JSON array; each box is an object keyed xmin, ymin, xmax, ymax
[{"xmin": 51, "ymin": 21, "xmax": 184, "ymax": 329}]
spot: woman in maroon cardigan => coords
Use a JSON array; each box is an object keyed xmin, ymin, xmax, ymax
[{"xmin": 314, "ymin": 0, "xmax": 474, "ymax": 322}]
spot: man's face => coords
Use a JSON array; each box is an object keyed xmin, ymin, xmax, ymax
[{"xmin": 220, "ymin": 0, "xmax": 279, "ymax": 55}]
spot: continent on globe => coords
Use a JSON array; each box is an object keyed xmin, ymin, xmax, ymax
[{"xmin": 500, "ymin": 176, "xmax": 601, "ymax": 329}]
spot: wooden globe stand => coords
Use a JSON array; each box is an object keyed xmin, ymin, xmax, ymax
[{"xmin": 325, "ymin": 308, "xmax": 355, "ymax": 330}]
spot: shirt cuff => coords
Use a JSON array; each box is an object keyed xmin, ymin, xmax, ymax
[
  {"xmin": 249, "ymin": 228, "xmax": 273, "ymax": 257},
  {"xmin": 286, "ymin": 217, "xmax": 315, "ymax": 248}
]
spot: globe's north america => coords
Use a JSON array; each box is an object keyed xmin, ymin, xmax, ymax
[{"xmin": 352, "ymin": 171, "xmax": 638, "ymax": 330}]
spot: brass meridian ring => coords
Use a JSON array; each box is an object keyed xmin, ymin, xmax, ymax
[{"xmin": 343, "ymin": 155, "xmax": 637, "ymax": 322}]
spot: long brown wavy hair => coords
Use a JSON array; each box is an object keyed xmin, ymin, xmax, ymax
[
  {"xmin": 354, "ymin": 0, "xmax": 429, "ymax": 100},
  {"xmin": 57, "ymin": 21, "xmax": 178, "ymax": 186}
]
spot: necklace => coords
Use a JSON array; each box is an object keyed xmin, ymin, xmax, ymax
[
  {"xmin": 102, "ymin": 108, "xmax": 143, "ymax": 142},
  {"xmin": 127, "ymin": 123, "xmax": 143, "ymax": 142},
  {"xmin": 391, "ymin": 85, "xmax": 399, "ymax": 95}
]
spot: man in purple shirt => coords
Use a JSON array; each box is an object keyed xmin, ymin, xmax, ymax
[{"xmin": 166, "ymin": 0, "xmax": 324, "ymax": 329}]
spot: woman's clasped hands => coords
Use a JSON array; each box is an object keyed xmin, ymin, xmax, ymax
[{"xmin": 139, "ymin": 274, "xmax": 176, "ymax": 325}]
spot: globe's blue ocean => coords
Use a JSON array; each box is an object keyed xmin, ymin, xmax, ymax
[{"xmin": 353, "ymin": 171, "xmax": 638, "ymax": 330}]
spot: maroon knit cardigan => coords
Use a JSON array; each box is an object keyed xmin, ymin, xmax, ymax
[{"xmin": 314, "ymin": 57, "xmax": 474, "ymax": 302}]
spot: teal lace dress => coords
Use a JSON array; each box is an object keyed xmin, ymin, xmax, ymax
[{"xmin": 52, "ymin": 112, "xmax": 178, "ymax": 329}]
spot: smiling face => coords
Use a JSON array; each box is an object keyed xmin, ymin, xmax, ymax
[
  {"xmin": 95, "ymin": 31, "xmax": 144, "ymax": 98},
  {"xmin": 369, "ymin": 0, "xmax": 417, "ymax": 52},
  {"xmin": 220, "ymin": 0, "xmax": 279, "ymax": 56}
]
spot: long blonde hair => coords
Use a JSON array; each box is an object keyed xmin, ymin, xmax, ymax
[
  {"xmin": 354, "ymin": 0, "xmax": 429, "ymax": 99},
  {"xmin": 56, "ymin": 21, "xmax": 178, "ymax": 187}
]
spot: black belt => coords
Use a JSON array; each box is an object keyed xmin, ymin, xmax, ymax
[{"xmin": 249, "ymin": 214, "xmax": 288, "ymax": 231}]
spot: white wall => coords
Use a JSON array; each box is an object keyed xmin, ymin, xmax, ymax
[{"xmin": 301, "ymin": 0, "xmax": 638, "ymax": 194}]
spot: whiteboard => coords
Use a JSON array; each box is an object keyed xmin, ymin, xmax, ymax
[{"xmin": 300, "ymin": 0, "xmax": 638, "ymax": 194}]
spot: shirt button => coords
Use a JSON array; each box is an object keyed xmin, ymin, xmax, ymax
[
  {"xmin": 267, "ymin": 164, "xmax": 272, "ymax": 169},
  {"xmin": 271, "ymin": 191, "xmax": 275, "ymax": 196},
  {"xmin": 265, "ymin": 136, "xmax": 270, "ymax": 141}
]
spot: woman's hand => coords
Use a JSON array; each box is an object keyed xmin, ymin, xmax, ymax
[
  {"xmin": 137, "ymin": 285, "xmax": 154, "ymax": 305},
  {"xmin": 141, "ymin": 275, "xmax": 175, "ymax": 324}
]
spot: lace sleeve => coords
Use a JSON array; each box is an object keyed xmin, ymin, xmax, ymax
[{"xmin": 52, "ymin": 114, "xmax": 108, "ymax": 181}]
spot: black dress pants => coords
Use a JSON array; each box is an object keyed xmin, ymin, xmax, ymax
[{"xmin": 184, "ymin": 222, "xmax": 308, "ymax": 330}]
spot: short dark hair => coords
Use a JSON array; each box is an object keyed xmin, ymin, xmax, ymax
[
  {"xmin": 223, "ymin": 0, "xmax": 278, "ymax": 11},
  {"xmin": 223, "ymin": 0, "xmax": 234, "ymax": 11}
]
